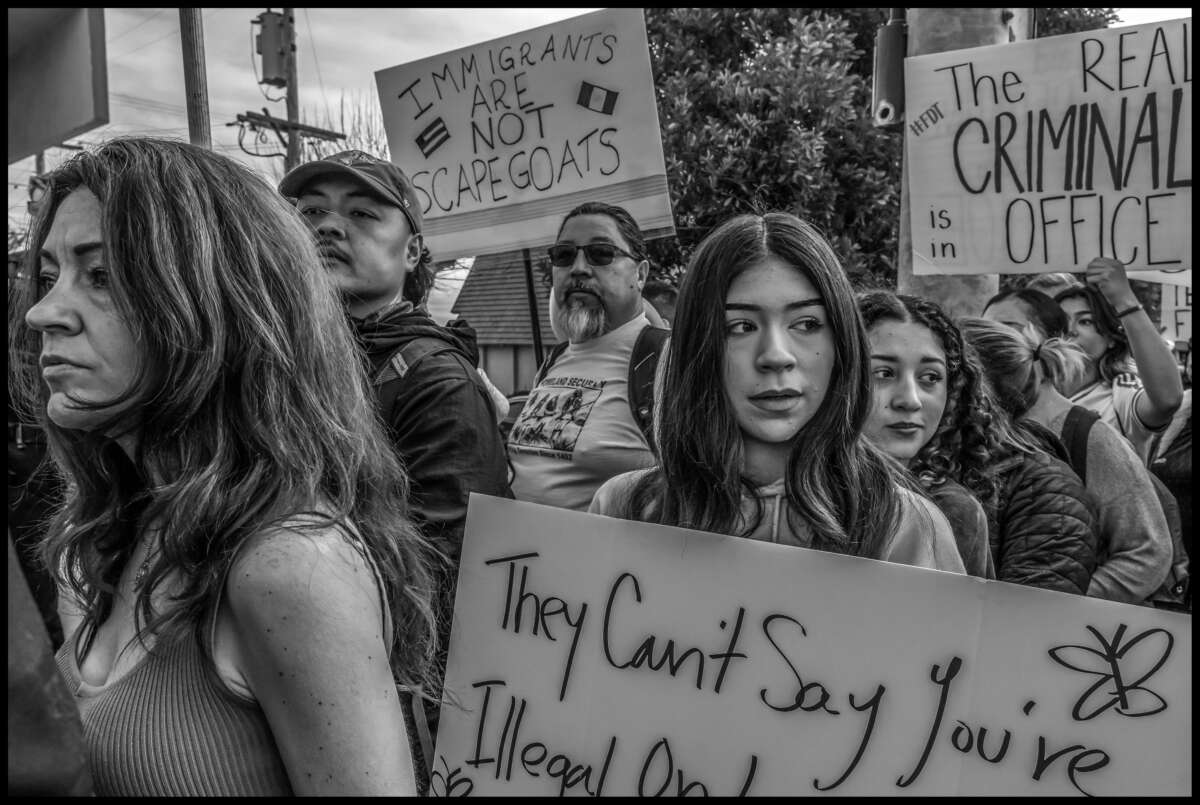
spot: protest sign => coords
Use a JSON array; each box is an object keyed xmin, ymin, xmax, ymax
[
  {"xmin": 375, "ymin": 8, "xmax": 674, "ymax": 262},
  {"xmin": 905, "ymin": 17, "xmax": 1191, "ymax": 279},
  {"xmin": 1160, "ymin": 281, "xmax": 1191, "ymax": 344},
  {"xmin": 1133, "ymin": 268, "xmax": 1192, "ymax": 287},
  {"xmin": 431, "ymin": 494, "xmax": 1191, "ymax": 796}
]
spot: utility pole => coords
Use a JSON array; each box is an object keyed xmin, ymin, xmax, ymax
[
  {"xmin": 179, "ymin": 9, "xmax": 212, "ymax": 149},
  {"xmin": 283, "ymin": 8, "xmax": 301, "ymax": 170},
  {"xmin": 236, "ymin": 9, "xmax": 343, "ymax": 168},
  {"xmin": 897, "ymin": 8, "xmax": 1033, "ymax": 319}
]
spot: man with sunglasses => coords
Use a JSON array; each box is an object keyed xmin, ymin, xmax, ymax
[
  {"xmin": 278, "ymin": 150, "xmax": 512, "ymax": 789},
  {"xmin": 507, "ymin": 201, "xmax": 668, "ymax": 511}
]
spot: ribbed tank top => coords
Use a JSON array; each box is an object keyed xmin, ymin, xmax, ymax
[
  {"xmin": 55, "ymin": 623, "xmax": 294, "ymax": 796},
  {"xmin": 53, "ymin": 520, "xmax": 394, "ymax": 795}
]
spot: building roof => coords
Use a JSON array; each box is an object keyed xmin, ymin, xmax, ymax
[{"xmin": 450, "ymin": 249, "xmax": 556, "ymax": 347}]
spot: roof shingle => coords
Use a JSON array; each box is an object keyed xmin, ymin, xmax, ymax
[{"xmin": 451, "ymin": 250, "xmax": 557, "ymax": 347}]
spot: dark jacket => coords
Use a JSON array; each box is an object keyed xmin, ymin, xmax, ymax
[
  {"xmin": 350, "ymin": 305, "xmax": 512, "ymax": 566},
  {"xmin": 987, "ymin": 424, "xmax": 1099, "ymax": 595}
]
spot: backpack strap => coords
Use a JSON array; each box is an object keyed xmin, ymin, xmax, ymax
[
  {"xmin": 627, "ymin": 325, "xmax": 670, "ymax": 454},
  {"xmin": 531, "ymin": 341, "xmax": 571, "ymax": 388},
  {"xmin": 1060, "ymin": 405, "xmax": 1100, "ymax": 485}
]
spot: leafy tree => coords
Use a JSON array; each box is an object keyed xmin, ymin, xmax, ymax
[
  {"xmin": 645, "ymin": 8, "xmax": 1121, "ymax": 289},
  {"xmin": 645, "ymin": 8, "xmax": 899, "ymax": 286},
  {"xmin": 1035, "ymin": 7, "xmax": 1119, "ymax": 38}
]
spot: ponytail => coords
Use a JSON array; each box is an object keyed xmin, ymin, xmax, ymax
[{"xmin": 1028, "ymin": 330, "xmax": 1089, "ymax": 395}]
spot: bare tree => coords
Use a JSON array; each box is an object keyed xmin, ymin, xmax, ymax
[{"xmin": 302, "ymin": 87, "xmax": 390, "ymax": 162}]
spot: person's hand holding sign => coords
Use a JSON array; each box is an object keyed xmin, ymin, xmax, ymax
[
  {"xmin": 1085, "ymin": 256, "xmax": 1139, "ymax": 313},
  {"xmin": 1059, "ymin": 255, "xmax": 1184, "ymax": 433}
]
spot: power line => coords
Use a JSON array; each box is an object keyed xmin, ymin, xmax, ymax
[
  {"xmin": 106, "ymin": 8, "xmax": 169, "ymax": 46},
  {"xmin": 111, "ymin": 92, "xmax": 240, "ymax": 126},
  {"xmin": 110, "ymin": 8, "xmax": 220, "ymax": 59},
  {"xmin": 302, "ymin": 8, "xmax": 333, "ymax": 123}
]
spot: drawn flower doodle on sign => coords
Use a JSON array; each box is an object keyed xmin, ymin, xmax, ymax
[
  {"xmin": 1047, "ymin": 623, "xmax": 1173, "ymax": 722},
  {"xmin": 429, "ymin": 755, "xmax": 475, "ymax": 796}
]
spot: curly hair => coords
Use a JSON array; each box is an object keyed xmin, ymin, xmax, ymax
[
  {"xmin": 8, "ymin": 137, "xmax": 441, "ymax": 694},
  {"xmin": 1054, "ymin": 284, "xmax": 1132, "ymax": 382},
  {"xmin": 622, "ymin": 213, "xmax": 905, "ymax": 559},
  {"xmin": 858, "ymin": 291, "xmax": 1002, "ymax": 510}
]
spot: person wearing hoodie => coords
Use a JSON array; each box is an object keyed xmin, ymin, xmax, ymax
[
  {"xmin": 279, "ymin": 150, "xmax": 512, "ymax": 788},
  {"xmin": 590, "ymin": 213, "xmax": 964, "ymax": 574}
]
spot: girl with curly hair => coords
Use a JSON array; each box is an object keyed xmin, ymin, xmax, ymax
[
  {"xmin": 589, "ymin": 213, "xmax": 964, "ymax": 572},
  {"xmin": 8, "ymin": 138, "xmax": 441, "ymax": 795},
  {"xmin": 857, "ymin": 292, "xmax": 995, "ymax": 578},
  {"xmin": 858, "ymin": 296, "xmax": 1099, "ymax": 595}
]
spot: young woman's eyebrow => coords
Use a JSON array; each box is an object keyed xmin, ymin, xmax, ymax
[{"xmin": 725, "ymin": 298, "xmax": 824, "ymax": 312}]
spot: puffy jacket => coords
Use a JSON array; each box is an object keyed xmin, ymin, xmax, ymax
[{"xmin": 987, "ymin": 427, "xmax": 1099, "ymax": 595}]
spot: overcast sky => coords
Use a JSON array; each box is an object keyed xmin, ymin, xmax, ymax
[
  {"xmin": 7, "ymin": 8, "xmax": 599, "ymax": 232},
  {"xmin": 6, "ymin": 7, "xmax": 1190, "ymax": 254}
]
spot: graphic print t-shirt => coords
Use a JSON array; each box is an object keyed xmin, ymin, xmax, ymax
[{"xmin": 508, "ymin": 314, "xmax": 656, "ymax": 511}]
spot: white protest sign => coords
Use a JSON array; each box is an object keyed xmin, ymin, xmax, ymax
[
  {"xmin": 375, "ymin": 8, "xmax": 674, "ymax": 263},
  {"xmin": 1132, "ymin": 268, "xmax": 1192, "ymax": 287},
  {"xmin": 905, "ymin": 17, "xmax": 1191, "ymax": 279},
  {"xmin": 431, "ymin": 494, "xmax": 1191, "ymax": 796},
  {"xmin": 1160, "ymin": 281, "xmax": 1192, "ymax": 343}
]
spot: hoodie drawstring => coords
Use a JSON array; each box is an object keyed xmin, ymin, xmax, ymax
[{"xmin": 771, "ymin": 490, "xmax": 783, "ymax": 543}]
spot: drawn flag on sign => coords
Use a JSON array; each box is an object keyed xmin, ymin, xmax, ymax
[
  {"xmin": 415, "ymin": 117, "xmax": 450, "ymax": 158},
  {"xmin": 576, "ymin": 81, "xmax": 619, "ymax": 115}
]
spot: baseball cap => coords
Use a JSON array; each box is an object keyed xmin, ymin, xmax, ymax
[{"xmin": 279, "ymin": 150, "xmax": 423, "ymax": 235}]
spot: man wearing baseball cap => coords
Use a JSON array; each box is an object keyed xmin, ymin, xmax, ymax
[{"xmin": 280, "ymin": 150, "xmax": 511, "ymax": 786}]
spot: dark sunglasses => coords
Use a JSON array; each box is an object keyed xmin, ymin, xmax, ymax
[{"xmin": 547, "ymin": 243, "xmax": 637, "ymax": 267}]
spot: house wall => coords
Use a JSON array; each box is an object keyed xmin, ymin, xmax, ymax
[{"xmin": 480, "ymin": 345, "xmax": 542, "ymax": 397}]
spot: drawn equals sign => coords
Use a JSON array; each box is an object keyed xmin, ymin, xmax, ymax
[{"xmin": 415, "ymin": 116, "xmax": 451, "ymax": 158}]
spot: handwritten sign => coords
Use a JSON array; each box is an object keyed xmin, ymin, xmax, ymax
[
  {"xmin": 905, "ymin": 17, "xmax": 1192, "ymax": 277},
  {"xmin": 1160, "ymin": 281, "xmax": 1192, "ymax": 344},
  {"xmin": 431, "ymin": 494, "xmax": 1191, "ymax": 796},
  {"xmin": 375, "ymin": 8, "xmax": 674, "ymax": 262}
]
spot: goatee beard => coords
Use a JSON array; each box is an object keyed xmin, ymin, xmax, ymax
[{"xmin": 557, "ymin": 298, "xmax": 607, "ymax": 342}]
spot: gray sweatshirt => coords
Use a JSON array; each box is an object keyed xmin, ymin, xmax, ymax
[{"xmin": 1046, "ymin": 409, "xmax": 1172, "ymax": 603}]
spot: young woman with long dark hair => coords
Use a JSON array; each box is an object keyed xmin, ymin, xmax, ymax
[{"xmin": 590, "ymin": 213, "xmax": 964, "ymax": 571}]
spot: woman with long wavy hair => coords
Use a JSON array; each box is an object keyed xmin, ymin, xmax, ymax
[
  {"xmin": 857, "ymin": 291, "xmax": 996, "ymax": 579},
  {"xmin": 589, "ymin": 213, "xmax": 964, "ymax": 572},
  {"xmin": 8, "ymin": 137, "xmax": 440, "ymax": 795}
]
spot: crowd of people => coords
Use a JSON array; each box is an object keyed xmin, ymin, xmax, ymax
[{"xmin": 7, "ymin": 137, "xmax": 1191, "ymax": 795}]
